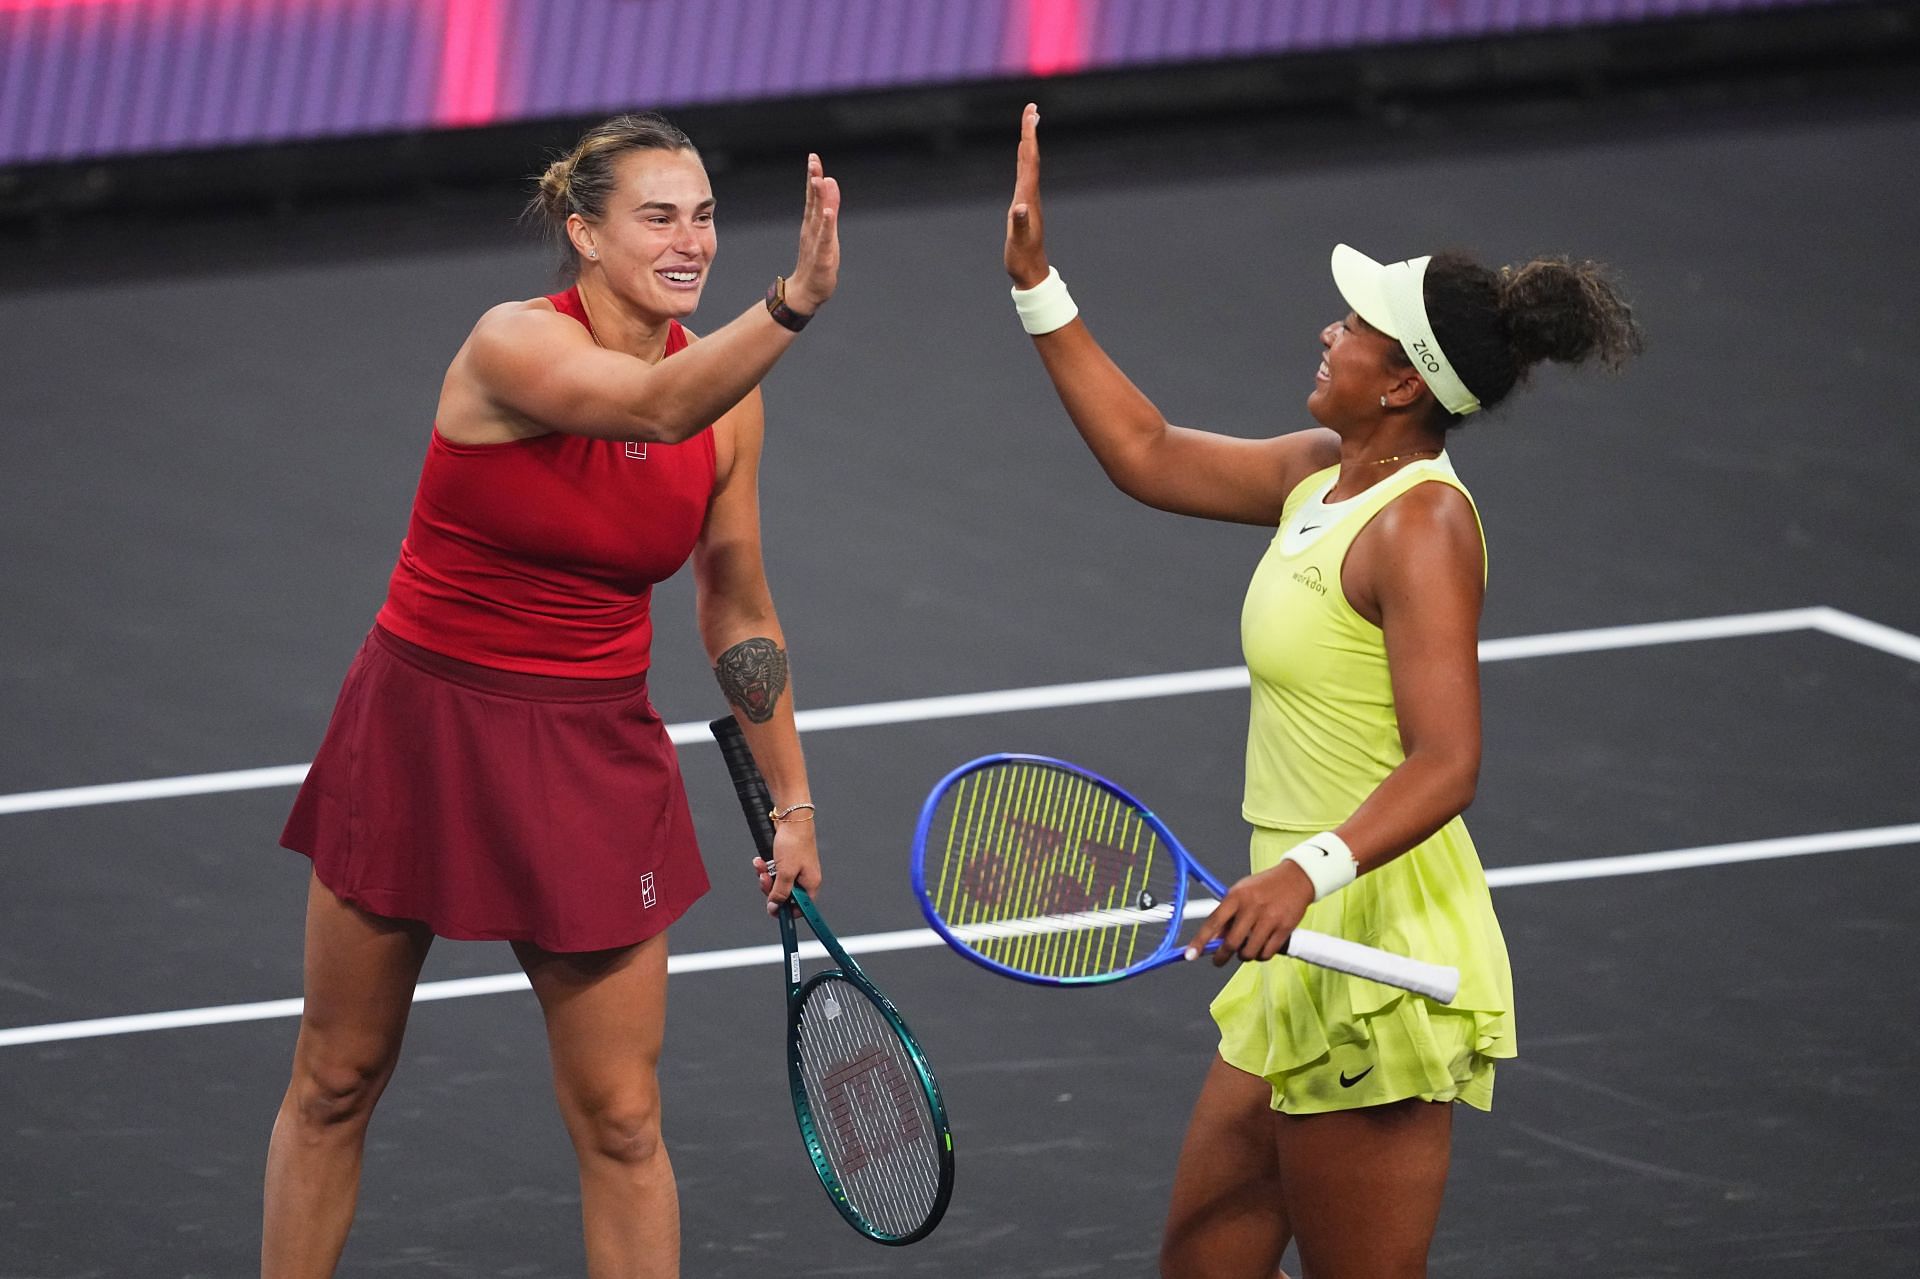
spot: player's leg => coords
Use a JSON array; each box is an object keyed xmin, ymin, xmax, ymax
[
  {"xmin": 1276, "ymin": 1099, "xmax": 1452, "ymax": 1279},
  {"xmin": 262, "ymin": 872, "xmax": 434, "ymax": 1278},
  {"xmin": 1161, "ymin": 1054, "xmax": 1294, "ymax": 1279},
  {"xmin": 515, "ymin": 932, "xmax": 677, "ymax": 1279}
]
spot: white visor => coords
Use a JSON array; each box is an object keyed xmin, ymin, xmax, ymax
[{"xmin": 1330, "ymin": 244, "xmax": 1481, "ymax": 416}]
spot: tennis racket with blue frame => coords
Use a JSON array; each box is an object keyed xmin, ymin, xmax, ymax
[
  {"xmin": 708, "ymin": 716, "xmax": 954, "ymax": 1246},
  {"xmin": 912, "ymin": 753, "xmax": 1460, "ymax": 1002}
]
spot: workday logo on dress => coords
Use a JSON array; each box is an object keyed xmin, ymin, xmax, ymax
[{"xmin": 1292, "ymin": 565, "xmax": 1328, "ymax": 596}]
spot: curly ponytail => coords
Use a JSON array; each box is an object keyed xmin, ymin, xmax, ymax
[
  {"xmin": 523, "ymin": 113, "xmax": 698, "ymax": 278},
  {"xmin": 1417, "ymin": 251, "xmax": 1643, "ymax": 424},
  {"xmin": 1498, "ymin": 257, "xmax": 1642, "ymax": 373}
]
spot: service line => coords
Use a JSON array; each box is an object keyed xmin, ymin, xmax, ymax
[
  {"xmin": 3, "ymin": 821, "xmax": 1915, "ymax": 1050},
  {"xmin": 6, "ymin": 606, "xmax": 1906, "ymax": 819}
]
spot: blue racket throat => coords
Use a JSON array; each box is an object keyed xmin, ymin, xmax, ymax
[{"xmin": 913, "ymin": 753, "xmax": 1462, "ymax": 1004}]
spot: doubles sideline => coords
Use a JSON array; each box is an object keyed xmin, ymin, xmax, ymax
[
  {"xmin": 2, "ymin": 820, "xmax": 1914, "ymax": 1049},
  {"xmin": 3, "ymin": 606, "xmax": 1915, "ymax": 819}
]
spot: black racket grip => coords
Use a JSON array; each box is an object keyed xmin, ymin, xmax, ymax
[{"xmin": 708, "ymin": 716, "xmax": 778, "ymax": 861}]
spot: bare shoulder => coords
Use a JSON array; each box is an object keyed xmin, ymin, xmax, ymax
[
  {"xmin": 1368, "ymin": 478, "xmax": 1484, "ymax": 574},
  {"xmin": 1344, "ymin": 477, "xmax": 1483, "ymax": 628},
  {"xmin": 455, "ymin": 296, "xmax": 603, "ymax": 400},
  {"xmin": 466, "ymin": 295, "xmax": 577, "ymax": 356},
  {"xmin": 1263, "ymin": 426, "xmax": 1342, "ymax": 502},
  {"xmin": 438, "ymin": 297, "xmax": 584, "ymax": 443},
  {"xmin": 1378, "ymin": 477, "xmax": 1478, "ymax": 535},
  {"xmin": 1288, "ymin": 427, "xmax": 1343, "ymax": 480}
]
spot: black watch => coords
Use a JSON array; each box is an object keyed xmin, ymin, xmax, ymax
[{"xmin": 764, "ymin": 276, "xmax": 812, "ymax": 332}]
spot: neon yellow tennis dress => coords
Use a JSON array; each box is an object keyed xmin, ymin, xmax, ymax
[{"xmin": 1211, "ymin": 454, "xmax": 1516, "ymax": 1114}]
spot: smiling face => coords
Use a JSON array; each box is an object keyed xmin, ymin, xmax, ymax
[
  {"xmin": 568, "ymin": 147, "xmax": 716, "ymax": 320},
  {"xmin": 1306, "ymin": 311, "xmax": 1412, "ymax": 428}
]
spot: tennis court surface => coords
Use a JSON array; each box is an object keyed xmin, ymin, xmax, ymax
[{"xmin": 4, "ymin": 89, "xmax": 1918, "ymax": 1276}]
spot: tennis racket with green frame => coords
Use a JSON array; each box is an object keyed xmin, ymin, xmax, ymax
[{"xmin": 708, "ymin": 716, "xmax": 954, "ymax": 1246}]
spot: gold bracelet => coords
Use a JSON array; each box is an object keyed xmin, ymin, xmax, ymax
[{"xmin": 769, "ymin": 801, "xmax": 816, "ymax": 824}]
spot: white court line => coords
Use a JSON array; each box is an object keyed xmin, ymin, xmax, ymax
[
  {"xmin": 1806, "ymin": 606, "xmax": 1920, "ymax": 665},
  {"xmin": 5, "ymin": 606, "xmax": 1905, "ymax": 819},
  {"xmin": 3, "ymin": 821, "xmax": 1914, "ymax": 1050},
  {"xmin": 0, "ymin": 764, "xmax": 315, "ymax": 815}
]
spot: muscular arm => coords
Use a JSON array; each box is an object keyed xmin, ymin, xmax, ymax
[
  {"xmin": 1004, "ymin": 105, "xmax": 1336, "ymax": 522},
  {"xmin": 444, "ymin": 151, "xmax": 840, "ymax": 446},
  {"xmin": 1027, "ymin": 320, "xmax": 1341, "ymax": 524},
  {"xmin": 1333, "ymin": 482, "xmax": 1486, "ymax": 870},
  {"xmin": 712, "ymin": 636, "xmax": 788, "ymax": 724},
  {"xmin": 451, "ymin": 299, "xmax": 802, "ymax": 445},
  {"xmin": 692, "ymin": 380, "xmax": 820, "ymax": 903}
]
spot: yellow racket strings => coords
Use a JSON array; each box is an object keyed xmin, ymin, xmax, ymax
[{"xmin": 931, "ymin": 762, "xmax": 1178, "ymax": 978}]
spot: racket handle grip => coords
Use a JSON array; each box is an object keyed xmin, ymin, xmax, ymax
[
  {"xmin": 1286, "ymin": 929, "xmax": 1461, "ymax": 1005},
  {"xmin": 708, "ymin": 716, "xmax": 778, "ymax": 860}
]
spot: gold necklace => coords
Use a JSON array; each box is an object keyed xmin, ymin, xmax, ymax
[{"xmin": 1365, "ymin": 449, "xmax": 1441, "ymax": 467}]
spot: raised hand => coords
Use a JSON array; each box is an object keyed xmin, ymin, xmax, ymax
[
  {"xmin": 1004, "ymin": 103, "xmax": 1050, "ymax": 289},
  {"xmin": 787, "ymin": 153, "xmax": 841, "ymax": 315}
]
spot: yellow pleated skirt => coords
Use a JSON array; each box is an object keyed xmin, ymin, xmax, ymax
[{"xmin": 1211, "ymin": 820, "xmax": 1516, "ymax": 1115}]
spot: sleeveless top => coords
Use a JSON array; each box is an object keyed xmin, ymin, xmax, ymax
[
  {"xmin": 375, "ymin": 288, "xmax": 718, "ymax": 678},
  {"xmin": 1241, "ymin": 454, "xmax": 1484, "ymax": 828}
]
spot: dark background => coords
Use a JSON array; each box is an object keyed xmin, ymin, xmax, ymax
[{"xmin": 3, "ymin": 15, "xmax": 1918, "ymax": 1278}]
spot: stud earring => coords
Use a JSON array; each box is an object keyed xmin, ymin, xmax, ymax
[
  {"xmin": 1379, "ymin": 395, "xmax": 1388, "ymax": 407},
  {"xmin": 589, "ymin": 251, "xmax": 599, "ymax": 260}
]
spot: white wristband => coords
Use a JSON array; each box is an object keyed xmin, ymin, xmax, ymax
[
  {"xmin": 1011, "ymin": 265, "xmax": 1079, "ymax": 335},
  {"xmin": 1279, "ymin": 832, "xmax": 1358, "ymax": 901}
]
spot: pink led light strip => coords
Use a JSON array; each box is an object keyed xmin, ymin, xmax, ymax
[
  {"xmin": 433, "ymin": 0, "xmax": 502, "ymax": 126},
  {"xmin": 1023, "ymin": 0, "xmax": 1090, "ymax": 77},
  {"xmin": 0, "ymin": 0, "xmax": 506, "ymax": 128}
]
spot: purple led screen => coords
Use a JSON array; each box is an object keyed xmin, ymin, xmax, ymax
[{"xmin": 0, "ymin": 0, "xmax": 1849, "ymax": 167}]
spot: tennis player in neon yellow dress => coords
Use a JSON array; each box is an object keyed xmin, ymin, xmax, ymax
[{"xmin": 1000, "ymin": 105, "xmax": 1641, "ymax": 1278}]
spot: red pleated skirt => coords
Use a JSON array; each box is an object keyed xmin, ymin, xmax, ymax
[{"xmin": 281, "ymin": 626, "xmax": 709, "ymax": 952}]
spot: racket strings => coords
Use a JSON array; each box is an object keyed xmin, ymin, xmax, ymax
[
  {"xmin": 793, "ymin": 974, "xmax": 943, "ymax": 1237},
  {"xmin": 927, "ymin": 761, "xmax": 1183, "ymax": 978}
]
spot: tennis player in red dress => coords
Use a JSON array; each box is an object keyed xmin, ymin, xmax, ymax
[{"xmin": 264, "ymin": 114, "xmax": 838, "ymax": 1279}]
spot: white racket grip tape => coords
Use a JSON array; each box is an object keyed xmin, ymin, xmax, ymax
[{"xmin": 1285, "ymin": 929, "xmax": 1460, "ymax": 1004}]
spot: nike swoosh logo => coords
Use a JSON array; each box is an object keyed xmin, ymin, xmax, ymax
[
  {"xmin": 1299, "ymin": 524, "xmax": 1323, "ymax": 534},
  {"xmin": 1338, "ymin": 1066, "xmax": 1374, "ymax": 1088}
]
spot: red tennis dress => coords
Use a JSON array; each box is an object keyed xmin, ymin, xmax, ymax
[{"xmin": 281, "ymin": 289, "xmax": 715, "ymax": 951}]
